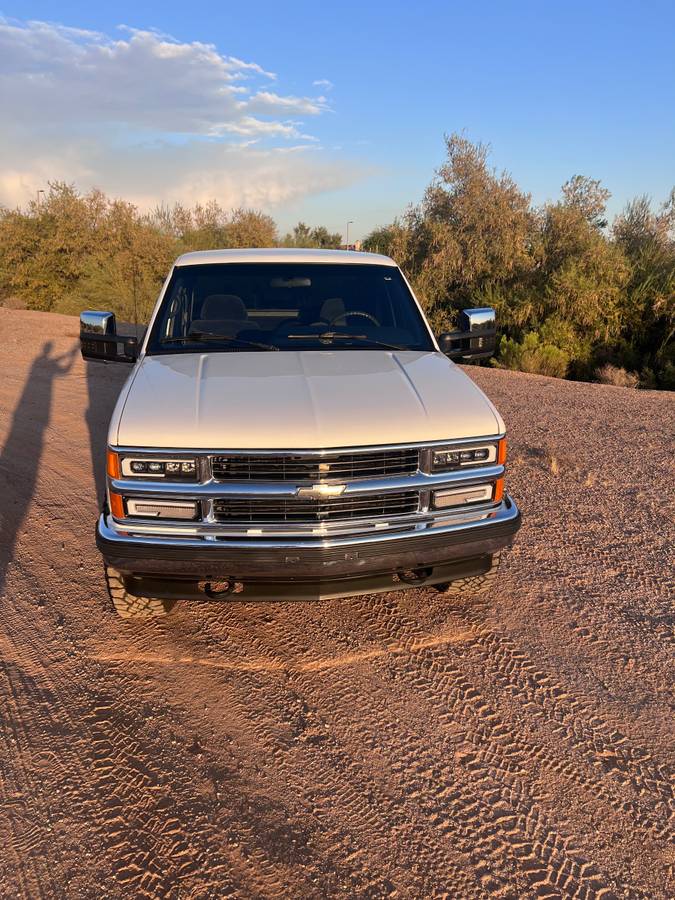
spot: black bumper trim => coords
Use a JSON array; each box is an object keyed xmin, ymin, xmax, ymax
[
  {"xmin": 97, "ymin": 504, "xmax": 521, "ymax": 582},
  {"xmin": 123, "ymin": 556, "xmax": 495, "ymax": 603}
]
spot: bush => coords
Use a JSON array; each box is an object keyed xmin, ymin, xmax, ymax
[
  {"xmin": 653, "ymin": 361, "xmax": 675, "ymax": 390},
  {"xmin": 595, "ymin": 363, "xmax": 639, "ymax": 388},
  {"xmin": 495, "ymin": 332, "xmax": 570, "ymax": 378},
  {"xmin": 364, "ymin": 135, "xmax": 674, "ymax": 391}
]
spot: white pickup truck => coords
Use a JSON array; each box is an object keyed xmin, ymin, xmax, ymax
[{"xmin": 80, "ymin": 249, "xmax": 520, "ymax": 617}]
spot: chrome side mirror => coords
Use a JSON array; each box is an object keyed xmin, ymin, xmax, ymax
[
  {"xmin": 438, "ymin": 307, "xmax": 496, "ymax": 360},
  {"xmin": 80, "ymin": 310, "xmax": 117, "ymax": 336},
  {"xmin": 80, "ymin": 310, "xmax": 138, "ymax": 363}
]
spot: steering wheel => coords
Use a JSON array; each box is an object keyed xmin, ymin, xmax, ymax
[{"xmin": 328, "ymin": 310, "xmax": 380, "ymax": 328}]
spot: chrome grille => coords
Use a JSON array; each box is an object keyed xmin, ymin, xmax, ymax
[
  {"xmin": 211, "ymin": 449, "xmax": 419, "ymax": 482},
  {"xmin": 212, "ymin": 491, "xmax": 419, "ymax": 524}
]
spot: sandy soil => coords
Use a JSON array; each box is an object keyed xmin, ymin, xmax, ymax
[{"xmin": 0, "ymin": 306, "xmax": 673, "ymax": 899}]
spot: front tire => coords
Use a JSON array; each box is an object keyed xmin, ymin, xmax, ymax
[
  {"xmin": 105, "ymin": 565, "xmax": 176, "ymax": 618},
  {"xmin": 432, "ymin": 552, "xmax": 502, "ymax": 597}
]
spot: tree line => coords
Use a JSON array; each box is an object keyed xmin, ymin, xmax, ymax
[
  {"xmin": 364, "ymin": 136, "xmax": 674, "ymax": 389},
  {"xmin": 0, "ymin": 189, "xmax": 342, "ymax": 324},
  {"xmin": 0, "ymin": 134, "xmax": 673, "ymax": 388}
]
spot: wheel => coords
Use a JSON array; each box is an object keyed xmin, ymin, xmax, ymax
[
  {"xmin": 104, "ymin": 565, "xmax": 176, "ymax": 618},
  {"xmin": 432, "ymin": 552, "xmax": 502, "ymax": 597}
]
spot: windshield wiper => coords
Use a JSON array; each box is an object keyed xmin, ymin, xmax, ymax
[
  {"xmin": 160, "ymin": 332, "xmax": 279, "ymax": 351},
  {"xmin": 287, "ymin": 332, "xmax": 408, "ymax": 351}
]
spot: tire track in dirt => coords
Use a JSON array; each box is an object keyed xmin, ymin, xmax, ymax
[
  {"xmin": 0, "ymin": 658, "xmax": 69, "ymax": 899},
  {"xmin": 100, "ymin": 603, "xmax": 402, "ymax": 898},
  {"xmin": 379, "ymin": 590, "xmax": 673, "ymax": 893},
  {"xmin": 163, "ymin": 603, "xmax": 437, "ymax": 898},
  {"xmin": 1, "ymin": 309, "xmax": 673, "ymax": 898},
  {"xmin": 0, "ymin": 597, "xmax": 314, "ymax": 899},
  {"xmin": 164, "ymin": 594, "xmax": 621, "ymax": 897},
  {"xmin": 121, "ymin": 600, "xmax": 488, "ymax": 897},
  {"xmin": 334, "ymin": 592, "xmax": 632, "ymax": 898},
  {"xmin": 87, "ymin": 580, "xmax": 672, "ymax": 897},
  {"xmin": 450, "ymin": 600, "xmax": 675, "ymax": 839}
]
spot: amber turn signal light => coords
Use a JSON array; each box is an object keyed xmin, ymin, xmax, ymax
[
  {"xmin": 109, "ymin": 491, "xmax": 125, "ymax": 519},
  {"xmin": 493, "ymin": 478, "xmax": 504, "ymax": 503},
  {"xmin": 107, "ymin": 449, "xmax": 120, "ymax": 479},
  {"xmin": 497, "ymin": 438, "xmax": 507, "ymax": 466}
]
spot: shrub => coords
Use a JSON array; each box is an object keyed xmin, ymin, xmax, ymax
[
  {"xmin": 660, "ymin": 362, "xmax": 675, "ymax": 390},
  {"xmin": 595, "ymin": 363, "xmax": 639, "ymax": 388},
  {"xmin": 495, "ymin": 332, "xmax": 569, "ymax": 378}
]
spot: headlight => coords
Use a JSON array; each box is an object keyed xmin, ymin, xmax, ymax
[
  {"xmin": 108, "ymin": 492, "xmax": 198, "ymax": 520},
  {"xmin": 116, "ymin": 454, "xmax": 199, "ymax": 481},
  {"xmin": 431, "ymin": 438, "xmax": 505, "ymax": 472},
  {"xmin": 432, "ymin": 484, "xmax": 494, "ymax": 508},
  {"xmin": 126, "ymin": 499, "xmax": 198, "ymax": 519}
]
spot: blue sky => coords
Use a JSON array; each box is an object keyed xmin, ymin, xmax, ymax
[{"xmin": 1, "ymin": 1, "xmax": 673, "ymax": 239}]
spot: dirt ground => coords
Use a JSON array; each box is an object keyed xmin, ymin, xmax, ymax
[{"xmin": 0, "ymin": 307, "xmax": 673, "ymax": 900}]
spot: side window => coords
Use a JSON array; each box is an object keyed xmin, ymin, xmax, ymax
[
  {"xmin": 382, "ymin": 276, "xmax": 400, "ymax": 328},
  {"xmin": 163, "ymin": 281, "xmax": 193, "ymax": 338}
]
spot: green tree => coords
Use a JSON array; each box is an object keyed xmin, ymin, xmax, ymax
[
  {"xmin": 225, "ymin": 208, "xmax": 278, "ymax": 247},
  {"xmin": 0, "ymin": 142, "xmax": 672, "ymax": 390},
  {"xmin": 0, "ymin": 184, "xmax": 176, "ymax": 318},
  {"xmin": 612, "ymin": 191, "xmax": 675, "ymax": 385},
  {"xmin": 151, "ymin": 202, "xmax": 278, "ymax": 251},
  {"xmin": 69, "ymin": 200, "xmax": 175, "ymax": 322},
  {"xmin": 0, "ymin": 183, "xmax": 108, "ymax": 311},
  {"xmin": 283, "ymin": 221, "xmax": 342, "ymax": 248},
  {"xmin": 310, "ymin": 225, "xmax": 342, "ymax": 249},
  {"xmin": 537, "ymin": 201, "xmax": 629, "ymax": 340},
  {"xmin": 361, "ymin": 224, "xmax": 401, "ymax": 257},
  {"xmin": 388, "ymin": 134, "xmax": 536, "ymax": 330},
  {"xmin": 561, "ymin": 175, "xmax": 611, "ymax": 228}
]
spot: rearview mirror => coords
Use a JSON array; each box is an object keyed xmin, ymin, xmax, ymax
[
  {"xmin": 438, "ymin": 307, "xmax": 496, "ymax": 360},
  {"xmin": 80, "ymin": 310, "xmax": 138, "ymax": 363}
]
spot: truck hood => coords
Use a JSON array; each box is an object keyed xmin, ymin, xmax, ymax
[{"xmin": 112, "ymin": 350, "xmax": 503, "ymax": 449}]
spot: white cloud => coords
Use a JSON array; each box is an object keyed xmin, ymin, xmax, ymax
[
  {"xmin": 0, "ymin": 18, "xmax": 360, "ymax": 210},
  {"xmin": 247, "ymin": 91, "xmax": 329, "ymax": 116},
  {"xmin": 313, "ymin": 79, "xmax": 334, "ymax": 91},
  {"xmin": 0, "ymin": 131, "xmax": 355, "ymax": 211}
]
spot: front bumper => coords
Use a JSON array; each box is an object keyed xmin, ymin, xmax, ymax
[{"xmin": 97, "ymin": 496, "xmax": 521, "ymax": 599}]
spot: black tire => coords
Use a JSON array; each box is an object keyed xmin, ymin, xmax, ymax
[
  {"xmin": 104, "ymin": 565, "xmax": 176, "ymax": 619},
  {"xmin": 432, "ymin": 552, "xmax": 502, "ymax": 597}
]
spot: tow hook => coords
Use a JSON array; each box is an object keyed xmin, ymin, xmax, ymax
[
  {"xmin": 396, "ymin": 567, "xmax": 433, "ymax": 585},
  {"xmin": 201, "ymin": 580, "xmax": 243, "ymax": 599}
]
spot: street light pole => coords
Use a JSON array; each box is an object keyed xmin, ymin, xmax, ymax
[{"xmin": 346, "ymin": 220, "xmax": 353, "ymax": 248}]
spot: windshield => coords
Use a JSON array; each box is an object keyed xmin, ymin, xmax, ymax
[{"xmin": 146, "ymin": 263, "xmax": 434, "ymax": 353}]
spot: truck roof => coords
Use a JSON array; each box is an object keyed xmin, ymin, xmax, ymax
[{"xmin": 174, "ymin": 248, "xmax": 396, "ymax": 267}]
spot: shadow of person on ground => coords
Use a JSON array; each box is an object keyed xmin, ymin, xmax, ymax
[
  {"xmin": 84, "ymin": 359, "xmax": 132, "ymax": 507},
  {"xmin": 0, "ymin": 341, "xmax": 77, "ymax": 597}
]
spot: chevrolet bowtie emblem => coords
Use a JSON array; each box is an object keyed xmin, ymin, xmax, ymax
[{"xmin": 296, "ymin": 483, "xmax": 346, "ymax": 499}]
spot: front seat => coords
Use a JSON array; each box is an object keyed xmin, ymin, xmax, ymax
[
  {"xmin": 192, "ymin": 294, "xmax": 260, "ymax": 336},
  {"xmin": 319, "ymin": 297, "xmax": 346, "ymax": 326}
]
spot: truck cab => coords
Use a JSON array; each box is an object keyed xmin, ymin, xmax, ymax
[{"xmin": 81, "ymin": 248, "xmax": 520, "ymax": 617}]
